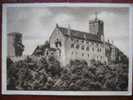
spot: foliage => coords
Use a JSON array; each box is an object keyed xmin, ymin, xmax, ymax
[
  {"xmin": 7, "ymin": 56, "xmax": 128, "ymax": 91},
  {"xmin": 32, "ymin": 40, "xmax": 50, "ymax": 56}
]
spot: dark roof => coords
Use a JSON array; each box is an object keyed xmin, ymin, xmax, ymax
[{"xmin": 58, "ymin": 26, "xmax": 101, "ymax": 42}]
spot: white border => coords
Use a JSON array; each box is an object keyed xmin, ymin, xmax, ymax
[{"xmin": 2, "ymin": 3, "xmax": 133, "ymax": 96}]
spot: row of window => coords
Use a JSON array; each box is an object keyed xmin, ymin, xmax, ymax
[
  {"xmin": 71, "ymin": 44, "xmax": 102, "ymax": 52},
  {"xmin": 71, "ymin": 38, "xmax": 103, "ymax": 47},
  {"xmin": 71, "ymin": 51, "xmax": 103, "ymax": 59}
]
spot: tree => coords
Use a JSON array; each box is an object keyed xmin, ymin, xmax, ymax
[{"xmin": 32, "ymin": 40, "xmax": 50, "ymax": 56}]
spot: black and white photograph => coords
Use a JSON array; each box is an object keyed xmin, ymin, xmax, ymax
[{"xmin": 2, "ymin": 3, "xmax": 133, "ymax": 95}]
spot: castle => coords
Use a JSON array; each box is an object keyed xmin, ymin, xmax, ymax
[
  {"xmin": 8, "ymin": 16, "xmax": 128, "ymax": 66},
  {"xmin": 49, "ymin": 16, "xmax": 128, "ymax": 66}
]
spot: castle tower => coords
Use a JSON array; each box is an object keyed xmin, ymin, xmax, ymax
[
  {"xmin": 89, "ymin": 13, "xmax": 104, "ymax": 41},
  {"xmin": 8, "ymin": 32, "xmax": 24, "ymax": 57}
]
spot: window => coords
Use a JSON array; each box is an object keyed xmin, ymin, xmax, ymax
[
  {"xmin": 100, "ymin": 48, "xmax": 101, "ymax": 52},
  {"xmin": 99, "ymin": 48, "xmax": 101, "ymax": 52},
  {"xmin": 71, "ymin": 44, "xmax": 74, "ymax": 48},
  {"xmin": 71, "ymin": 38, "xmax": 74, "ymax": 41},
  {"xmin": 72, "ymin": 51, "xmax": 73, "ymax": 55},
  {"xmin": 46, "ymin": 51, "xmax": 48, "ymax": 55},
  {"xmin": 86, "ymin": 47, "xmax": 89, "ymax": 51},
  {"xmin": 51, "ymin": 52, "xmax": 54, "ymax": 55},
  {"xmin": 99, "ymin": 44, "xmax": 101, "ymax": 47},
  {"xmin": 82, "ymin": 53, "xmax": 84, "ymax": 56},
  {"xmin": 81, "ymin": 45, "xmax": 84, "ymax": 50},
  {"xmin": 92, "ymin": 47, "xmax": 94, "ymax": 51},
  {"xmin": 101, "ymin": 44, "xmax": 103, "ymax": 47},
  {"xmin": 86, "ymin": 41, "xmax": 89, "ymax": 44},
  {"xmin": 76, "ymin": 44, "xmax": 80, "ymax": 49},
  {"xmin": 88, "ymin": 54, "xmax": 89, "ymax": 57},
  {"xmin": 55, "ymin": 39, "xmax": 62, "ymax": 48},
  {"xmin": 96, "ymin": 43, "xmax": 99, "ymax": 46},
  {"xmin": 82, "ymin": 40, "xmax": 84, "ymax": 43},
  {"xmin": 97, "ymin": 48, "xmax": 99, "ymax": 52},
  {"xmin": 96, "ymin": 56, "xmax": 98, "ymax": 60}
]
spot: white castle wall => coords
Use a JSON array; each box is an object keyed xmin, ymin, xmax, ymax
[
  {"xmin": 49, "ymin": 27, "xmax": 109, "ymax": 66},
  {"xmin": 65, "ymin": 37, "xmax": 108, "ymax": 65},
  {"xmin": 49, "ymin": 28, "xmax": 67, "ymax": 66}
]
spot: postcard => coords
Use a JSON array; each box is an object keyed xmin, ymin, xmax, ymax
[{"xmin": 2, "ymin": 3, "xmax": 133, "ymax": 95}]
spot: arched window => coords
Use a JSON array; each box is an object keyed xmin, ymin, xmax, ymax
[
  {"xmin": 56, "ymin": 48, "xmax": 61, "ymax": 56},
  {"xmin": 86, "ymin": 47, "xmax": 89, "ymax": 51},
  {"xmin": 92, "ymin": 47, "xmax": 94, "ymax": 51},
  {"xmin": 97, "ymin": 48, "xmax": 99, "ymax": 52},
  {"xmin": 55, "ymin": 39, "xmax": 62, "ymax": 48},
  {"xmin": 97, "ymin": 43, "xmax": 99, "ymax": 46},
  {"xmin": 72, "ymin": 51, "xmax": 73, "ymax": 55},
  {"xmin": 81, "ymin": 45, "xmax": 84, "ymax": 50},
  {"xmin": 100, "ymin": 48, "xmax": 101, "ymax": 52},
  {"xmin": 76, "ymin": 44, "xmax": 80, "ymax": 49},
  {"xmin": 71, "ymin": 44, "xmax": 74, "ymax": 48}
]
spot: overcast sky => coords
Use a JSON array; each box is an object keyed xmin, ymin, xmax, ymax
[{"xmin": 6, "ymin": 6, "xmax": 129, "ymax": 56}]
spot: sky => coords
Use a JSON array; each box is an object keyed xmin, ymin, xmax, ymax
[{"xmin": 6, "ymin": 6, "xmax": 129, "ymax": 56}]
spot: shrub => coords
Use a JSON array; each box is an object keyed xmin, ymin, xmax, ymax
[{"xmin": 7, "ymin": 57, "xmax": 128, "ymax": 91}]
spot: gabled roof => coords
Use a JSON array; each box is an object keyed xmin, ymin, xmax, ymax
[{"xmin": 57, "ymin": 26, "xmax": 101, "ymax": 42}]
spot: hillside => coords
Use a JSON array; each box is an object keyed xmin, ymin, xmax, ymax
[{"xmin": 7, "ymin": 55, "xmax": 128, "ymax": 91}]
